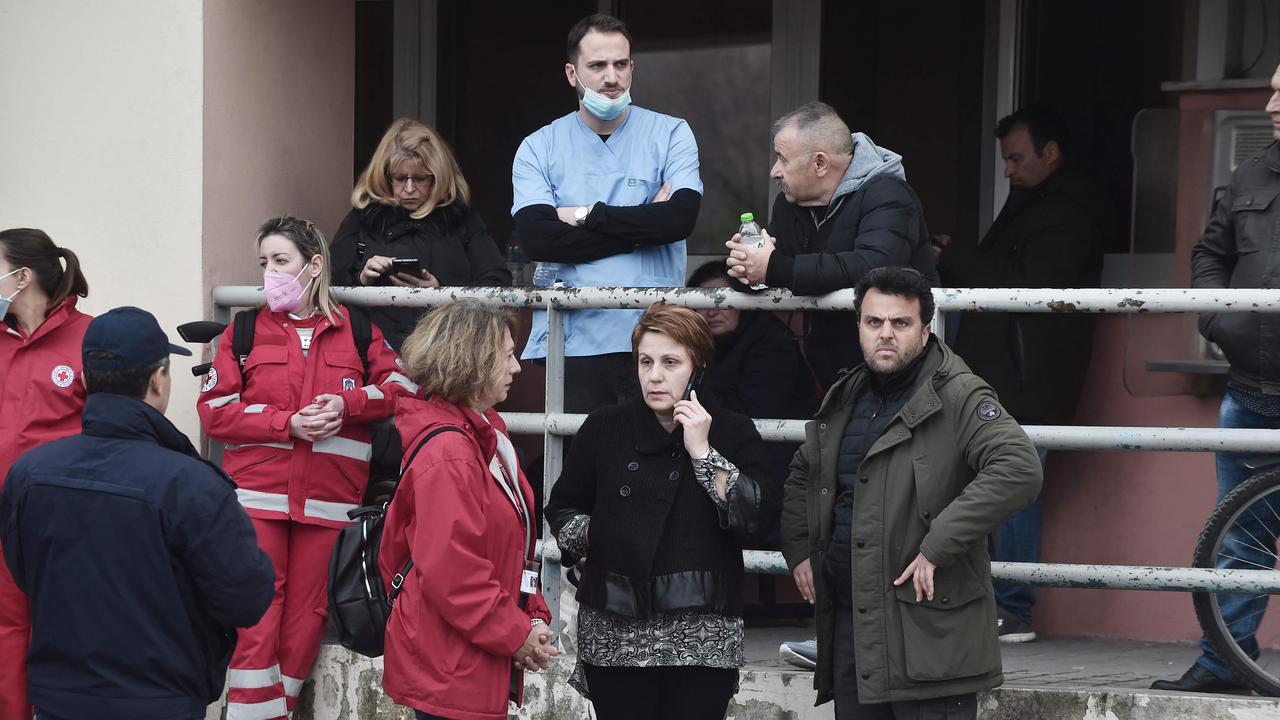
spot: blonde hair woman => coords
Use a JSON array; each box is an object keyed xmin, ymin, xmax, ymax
[
  {"xmin": 380, "ymin": 300, "xmax": 556, "ymax": 720},
  {"xmin": 197, "ymin": 216, "xmax": 415, "ymax": 719},
  {"xmin": 331, "ymin": 118, "xmax": 511, "ymax": 350}
]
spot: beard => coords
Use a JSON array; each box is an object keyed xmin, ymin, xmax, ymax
[{"xmin": 863, "ymin": 339, "xmax": 925, "ymax": 377}]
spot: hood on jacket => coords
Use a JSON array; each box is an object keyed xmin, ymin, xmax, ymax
[
  {"xmin": 830, "ymin": 132, "xmax": 907, "ymax": 209},
  {"xmin": 395, "ymin": 393, "xmax": 500, "ymax": 463}
]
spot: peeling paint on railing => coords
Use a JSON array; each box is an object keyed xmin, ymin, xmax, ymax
[{"xmin": 211, "ymin": 285, "xmax": 1280, "ymax": 313}]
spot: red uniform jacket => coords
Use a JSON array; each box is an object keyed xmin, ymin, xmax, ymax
[
  {"xmin": 197, "ymin": 306, "xmax": 412, "ymax": 527},
  {"xmin": 0, "ymin": 297, "xmax": 92, "ymax": 484},
  {"xmin": 380, "ymin": 395, "xmax": 552, "ymax": 720}
]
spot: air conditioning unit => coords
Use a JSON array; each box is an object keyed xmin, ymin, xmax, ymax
[{"xmin": 1211, "ymin": 109, "xmax": 1273, "ymax": 201}]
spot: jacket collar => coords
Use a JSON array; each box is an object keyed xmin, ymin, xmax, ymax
[
  {"xmin": 624, "ymin": 394, "xmax": 688, "ymax": 455},
  {"xmin": 4, "ymin": 295, "xmax": 82, "ymax": 343},
  {"xmin": 819, "ymin": 337, "xmax": 956, "ymax": 428},
  {"xmin": 80, "ymin": 393, "xmax": 202, "ymax": 459},
  {"xmin": 1262, "ymin": 141, "xmax": 1280, "ymax": 173},
  {"xmin": 396, "ymin": 394, "xmax": 499, "ymax": 461},
  {"xmin": 264, "ymin": 306, "xmax": 345, "ymax": 335}
]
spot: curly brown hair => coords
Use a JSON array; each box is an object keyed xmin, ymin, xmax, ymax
[{"xmin": 400, "ymin": 300, "xmax": 517, "ymax": 407}]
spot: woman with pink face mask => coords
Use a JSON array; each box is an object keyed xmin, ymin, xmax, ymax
[{"xmin": 197, "ymin": 216, "xmax": 415, "ymax": 720}]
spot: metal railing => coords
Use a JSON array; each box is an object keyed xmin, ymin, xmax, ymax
[{"xmin": 209, "ymin": 285, "xmax": 1280, "ymax": 635}]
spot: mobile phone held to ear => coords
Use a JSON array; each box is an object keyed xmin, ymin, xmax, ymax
[
  {"xmin": 391, "ymin": 257, "xmax": 423, "ymax": 275},
  {"xmin": 683, "ymin": 368, "xmax": 706, "ymax": 401}
]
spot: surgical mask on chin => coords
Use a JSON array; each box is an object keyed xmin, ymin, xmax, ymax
[
  {"xmin": 0, "ymin": 267, "xmax": 24, "ymax": 319},
  {"xmin": 579, "ymin": 81, "xmax": 632, "ymax": 121},
  {"xmin": 263, "ymin": 266, "xmax": 314, "ymax": 314}
]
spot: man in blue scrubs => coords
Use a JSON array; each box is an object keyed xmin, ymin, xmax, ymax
[{"xmin": 512, "ymin": 12, "xmax": 703, "ymax": 414}]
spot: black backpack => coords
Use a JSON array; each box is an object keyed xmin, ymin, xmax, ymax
[{"xmin": 327, "ymin": 425, "xmax": 463, "ymax": 658}]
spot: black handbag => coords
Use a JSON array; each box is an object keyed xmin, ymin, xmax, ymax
[{"xmin": 327, "ymin": 425, "xmax": 462, "ymax": 658}]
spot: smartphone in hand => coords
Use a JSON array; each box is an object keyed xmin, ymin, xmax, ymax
[
  {"xmin": 683, "ymin": 369, "xmax": 705, "ymax": 401},
  {"xmin": 391, "ymin": 257, "xmax": 423, "ymax": 275}
]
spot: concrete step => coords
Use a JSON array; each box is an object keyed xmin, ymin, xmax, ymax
[{"xmin": 207, "ymin": 630, "xmax": 1280, "ymax": 719}]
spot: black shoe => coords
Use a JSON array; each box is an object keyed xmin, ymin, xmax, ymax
[
  {"xmin": 996, "ymin": 609, "xmax": 1037, "ymax": 643},
  {"xmin": 1150, "ymin": 664, "xmax": 1251, "ymax": 693}
]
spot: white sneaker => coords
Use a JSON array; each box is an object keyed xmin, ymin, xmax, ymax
[{"xmin": 779, "ymin": 639, "xmax": 818, "ymax": 670}]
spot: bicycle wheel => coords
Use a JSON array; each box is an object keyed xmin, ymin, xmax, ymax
[{"xmin": 1193, "ymin": 466, "xmax": 1280, "ymax": 696}]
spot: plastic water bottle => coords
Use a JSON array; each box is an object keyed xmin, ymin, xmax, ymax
[
  {"xmin": 739, "ymin": 212, "xmax": 767, "ymax": 290},
  {"xmin": 532, "ymin": 262, "xmax": 563, "ymax": 288}
]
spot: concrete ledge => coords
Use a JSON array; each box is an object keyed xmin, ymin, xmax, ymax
[
  {"xmin": 204, "ymin": 645, "xmax": 1280, "ymax": 720},
  {"xmin": 981, "ymin": 686, "xmax": 1280, "ymax": 720}
]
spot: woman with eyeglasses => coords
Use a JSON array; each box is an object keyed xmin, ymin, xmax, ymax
[{"xmin": 330, "ymin": 118, "xmax": 511, "ymax": 351}]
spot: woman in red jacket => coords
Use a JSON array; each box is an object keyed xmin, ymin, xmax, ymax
[
  {"xmin": 380, "ymin": 300, "xmax": 556, "ymax": 720},
  {"xmin": 0, "ymin": 227, "xmax": 91, "ymax": 720},
  {"xmin": 198, "ymin": 216, "xmax": 414, "ymax": 720}
]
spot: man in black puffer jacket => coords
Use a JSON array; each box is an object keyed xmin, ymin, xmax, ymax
[{"xmin": 726, "ymin": 101, "xmax": 938, "ymax": 389}]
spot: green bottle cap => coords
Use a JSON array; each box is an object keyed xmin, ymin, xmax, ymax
[{"xmin": 740, "ymin": 212, "xmax": 754, "ymax": 223}]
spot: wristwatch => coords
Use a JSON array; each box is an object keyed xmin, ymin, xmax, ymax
[{"xmin": 574, "ymin": 205, "xmax": 589, "ymax": 226}]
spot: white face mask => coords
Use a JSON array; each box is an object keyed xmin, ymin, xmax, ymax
[{"xmin": 0, "ymin": 267, "xmax": 25, "ymax": 319}]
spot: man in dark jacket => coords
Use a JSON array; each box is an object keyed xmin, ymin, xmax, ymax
[
  {"xmin": 1151, "ymin": 64, "xmax": 1280, "ymax": 695},
  {"xmin": 781, "ymin": 267, "xmax": 1041, "ymax": 718},
  {"xmin": 0, "ymin": 307, "xmax": 274, "ymax": 720},
  {"xmin": 726, "ymin": 101, "xmax": 938, "ymax": 389},
  {"xmin": 936, "ymin": 105, "xmax": 1104, "ymax": 642}
]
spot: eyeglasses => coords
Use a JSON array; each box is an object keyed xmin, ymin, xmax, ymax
[{"xmin": 390, "ymin": 173, "xmax": 434, "ymax": 187}]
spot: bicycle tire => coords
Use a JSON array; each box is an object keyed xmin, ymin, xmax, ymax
[{"xmin": 1193, "ymin": 466, "xmax": 1280, "ymax": 696}]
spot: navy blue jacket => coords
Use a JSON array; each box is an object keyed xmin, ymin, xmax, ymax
[{"xmin": 0, "ymin": 393, "xmax": 274, "ymax": 720}]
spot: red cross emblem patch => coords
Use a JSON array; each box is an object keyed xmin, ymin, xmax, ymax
[{"xmin": 51, "ymin": 364, "xmax": 75, "ymax": 388}]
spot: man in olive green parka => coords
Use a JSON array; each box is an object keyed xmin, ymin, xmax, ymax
[{"xmin": 781, "ymin": 267, "xmax": 1042, "ymax": 718}]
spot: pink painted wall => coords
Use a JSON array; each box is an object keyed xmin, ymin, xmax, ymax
[
  {"xmin": 1037, "ymin": 86, "xmax": 1275, "ymax": 643},
  {"xmin": 201, "ymin": 0, "xmax": 355, "ymax": 317}
]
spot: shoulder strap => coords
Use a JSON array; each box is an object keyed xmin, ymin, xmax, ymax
[
  {"xmin": 388, "ymin": 424, "xmax": 465, "ymax": 602},
  {"xmin": 232, "ymin": 309, "xmax": 257, "ymax": 370},
  {"xmin": 344, "ymin": 304, "xmax": 373, "ymax": 381},
  {"xmin": 399, "ymin": 424, "xmax": 465, "ymax": 479}
]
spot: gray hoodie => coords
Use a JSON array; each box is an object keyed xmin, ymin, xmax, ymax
[{"xmin": 829, "ymin": 132, "xmax": 907, "ymax": 211}]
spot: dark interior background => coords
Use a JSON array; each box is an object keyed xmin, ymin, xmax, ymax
[{"xmin": 354, "ymin": 0, "xmax": 1189, "ymax": 258}]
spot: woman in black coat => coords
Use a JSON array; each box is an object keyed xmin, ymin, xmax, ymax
[
  {"xmin": 330, "ymin": 117, "xmax": 511, "ymax": 350},
  {"xmin": 546, "ymin": 304, "xmax": 779, "ymax": 720}
]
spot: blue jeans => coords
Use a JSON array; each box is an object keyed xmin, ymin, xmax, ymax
[
  {"xmin": 416, "ymin": 712, "xmax": 449, "ymax": 720},
  {"xmin": 1196, "ymin": 393, "xmax": 1280, "ymax": 681},
  {"xmin": 993, "ymin": 443, "xmax": 1048, "ymax": 623}
]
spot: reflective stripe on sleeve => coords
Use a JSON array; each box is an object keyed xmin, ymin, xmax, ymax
[
  {"xmin": 382, "ymin": 371, "xmax": 419, "ymax": 394},
  {"xmin": 205, "ymin": 393, "xmax": 241, "ymax": 409},
  {"xmin": 361, "ymin": 385, "xmax": 384, "ymax": 401},
  {"xmin": 243, "ymin": 404, "xmax": 268, "ymax": 414}
]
